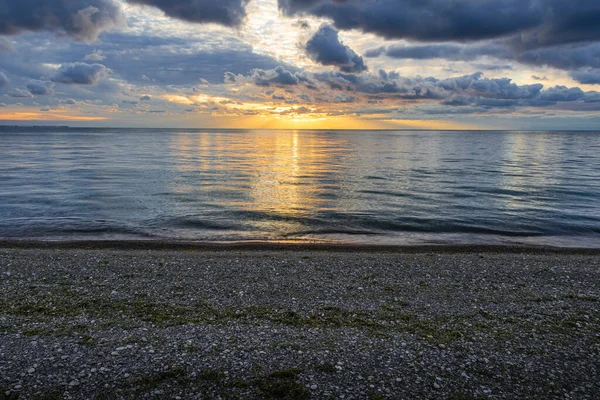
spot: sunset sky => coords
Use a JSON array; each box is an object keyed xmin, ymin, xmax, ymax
[{"xmin": 1, "ymin": 0, "xmax": 600, "ymax": 129}]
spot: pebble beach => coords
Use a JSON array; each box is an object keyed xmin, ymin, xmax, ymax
[{"xmin": 1, "ymin": 244, "xmax": 599, "ymax": 399}]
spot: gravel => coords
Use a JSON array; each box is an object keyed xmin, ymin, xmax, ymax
[{"xmin": 0, "ymin": 247, "xmax": 599, "ymax": 399}]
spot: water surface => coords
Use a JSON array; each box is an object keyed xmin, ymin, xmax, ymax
[{"xmin": 1, "ymin": 128, "xmax": 599, "ymax": 247}]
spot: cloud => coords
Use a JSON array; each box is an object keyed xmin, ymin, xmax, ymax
[
  {"xmin": 538, "ymin": 86, "xmax": 585, "ymax": 102},
  {"xmin": 437, "ymin": 73, "xmax": 543, "ymax": 100},
  {"xmin": 140, "ymin": 95, "xmax": 151, "ymax": 101},
  {"xmin": 532, "ymin": 75, "xmax": 548, "ymax": 81},
  {"xmin": 306, "ymin": 24, "xmax": 367, "ymax": 73},
  {"xmin": 52, "ymin": 62, "xmax": 108, "ymax": 84},
  {"xmin": 230, "ymin": 66, "xmax": 302, "ymax": 86},
  {"xmin": 0, "ymin": 37, "xmax": 13, "ymax": 52},
  {"xmin": 570, "ymin": 69, "xmax": 600, "ymax": 85},
  {"xmin": 84, "ymin": 51, "xmax": 105, "ymax": 61},
  {"xmin": 0, "ymin": 0, "xmax": 124, "ymax": 42},
  {"xmin": 27, "ymin": 80, "xmax": 54, "ymax": 95},
  {"xmin": 381, "ymin": 43, "xmax": 510, "ymax": 62},
  {"xmin": 7, "ymin": 88, "xmax": 34, "ymax": 98},
  {"xmin": 84, "ymin": 33, "xmax": 288, "ymax": 85},
  {"xmin": 233, "ymin": 65, "xmax": 600, "ymax": 114},
  {"xmin": 516, "ymin": 42, "xmax": 600, "ymax": 70},
  {"xmin": 0, "ymin": 71, "xmax": 8, "ymax": 88},
  {"xmin": 279, "ymin": 0, "xmax": 600, "ymax": 48},
  {"xmin": 127, "ymin": 0, "xmax": 250, "ymax": 27},
  {"xmin": 369, "ymin": 40, "xmax": 600, "ymax": 72},
  {"xmin": 474, "ymin": 64, "xmax": 513, "ymax": 71},
  {"xmin": 280, "ymin": 0, "xmax": 542, "ymax": 42}
]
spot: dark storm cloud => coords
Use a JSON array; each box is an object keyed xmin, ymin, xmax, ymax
[
  {"xmin": 371, "ymin": 41, "xmax": 600, "ymax": 72},
  {"xmin": 287, "ymin": 1, "xmax": 600, "ymax": 76},
  {"xmin": 0, "ymin": 0, "xmax": 124, "ymax": 42},
  {"xmin": 517, "ymin": 43, "xmax": 600, "ymax": 70},
  {"xmin": 306, "ymin": 24, "xmax": 367, "ymax": 73},
  {"xmin": 279, "ymin": 0, "xmax": 600, "ymax": 47},
  {"xmin": 280, "ymin": 0, "xmax": 542, "ymax": 42},
  {"xmin": 382, "ymin": 43, "xmax": 510, "ymax": 61},
  {"xmin": 0, "ymin": 71, "xmax": 8, "ymax": 88},
  {"xmin": 26, "ymin": 80, "xmax": 54, "ymax": 95},
  {"xmin": 570, "ymin": 69, "xmax": 600, "ymax": 85},
  {"xmin": 52, "ymin": 63, "xmax": 108, "ymax": 85},
  {"xmin": 127, "ymin": 0, "xmax": 250, "ymax": 27}
]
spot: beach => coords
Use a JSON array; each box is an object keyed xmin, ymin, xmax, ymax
[{"xmin": 1, "ymin": 244, "xmax": 599, "ymax": 399}]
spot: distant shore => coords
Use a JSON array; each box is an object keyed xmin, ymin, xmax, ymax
[{"xmin": 1, "ymin": 247, "xmax": 599, "ymax": 399}]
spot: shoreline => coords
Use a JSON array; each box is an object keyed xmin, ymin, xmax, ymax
[{"xmin": 2, "ymin": 239, "xmax": 600, "ymax": 255}]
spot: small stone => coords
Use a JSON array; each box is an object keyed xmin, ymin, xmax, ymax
[
  {"xmin": 438, "ymin": 344, "xmax": 446, "ymax": 349},
  {"xmin": 69, "ymin": 380, "xmax": 80, "ymax": 387},
  {"xmin": 433, "ymin": 383, "xmax": 441, "ymax": 389},
  {"xmin": 310, "ymin": 385, "xmax": 318, "ymax": 390},
  {"xmin": 27, "ymin": 368, "xmax": 35, "ymax": 374}
]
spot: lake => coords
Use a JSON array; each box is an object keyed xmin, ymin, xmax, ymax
[{"xmin": 1, "ymin": 128, "xmax": 599, "ymax": 247}]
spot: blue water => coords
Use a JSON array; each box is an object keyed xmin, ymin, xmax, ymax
[{"xmin": 1, "ymin": 128, "xmax": 599, "ymax": 247}]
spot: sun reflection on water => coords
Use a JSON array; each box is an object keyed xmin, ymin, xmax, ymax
[{"xmin": 168, "ymin": 130, "xmax": 355, "ymax": 237}]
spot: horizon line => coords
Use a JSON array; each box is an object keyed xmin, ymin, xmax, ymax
[{"xmin": 0, "ymin": 125, "xmax": 599, "ymax": 132}]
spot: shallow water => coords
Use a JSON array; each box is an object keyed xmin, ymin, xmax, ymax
[{"xmin": 1, "ymin": 128, "xmax": 599, "ymax": 247}]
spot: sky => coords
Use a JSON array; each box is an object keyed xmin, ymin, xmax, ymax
[{"xmin": 1, "ymin": 0, "xmax": 600, "ymax": 130}]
